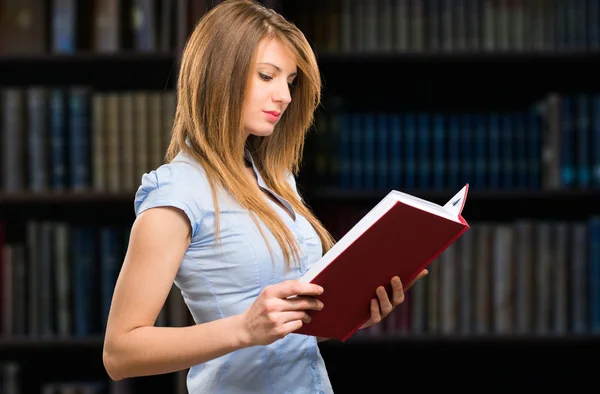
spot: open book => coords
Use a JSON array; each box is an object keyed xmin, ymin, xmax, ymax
[{"xmin": 294, "ymin": 184, "xmax": 470, "ymax": 341}]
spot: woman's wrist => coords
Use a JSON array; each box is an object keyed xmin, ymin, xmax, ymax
[{"xmin": 231, "ymin": 313, "xmax": 254, "ymax": 348}]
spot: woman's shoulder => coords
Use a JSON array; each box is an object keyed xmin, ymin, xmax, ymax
[
  {"xmin": 138, "ymin": 151, "xmax": 210, "ymax": 193},
  {"xmin": 134, "ymin": 151, "xmax": 212, "ymax": 231}
]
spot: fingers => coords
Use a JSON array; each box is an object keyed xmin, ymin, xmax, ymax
[
  {"xmin": 367, "ymin": 271, "xmax": 431, "ymax": 328},
  {"xmin": 269, "ymin": 280, "xmax": 324, "ymax": 299},
  {"xmin": 390, "ymin": 276, "xmax": 405, "ymax": 306},
  {"xmin": 285, "ymin": 296, "xmax": 324, "ymax": 312},
  {"xmin": 370, "ymin": 298, "xmax": 382, "ymax": 324},
  {"xmin": 281, "ymin": 319, "xmax": 304, "ymax": 335},
  {"xmin": 266, "ymin": 314, "xmax": 307, "ymax": 339},
  {"xmin": 376, "ymin": 285, "xmax": 394, "ymax": 316},
  {"xmin": 277, "ymin": 310, "xmax": 311, "ymax": 324}
]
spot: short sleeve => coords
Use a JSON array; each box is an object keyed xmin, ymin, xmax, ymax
[{"xmin": 134, "ymin": 163, "xmax": 204, "ymax": 238}]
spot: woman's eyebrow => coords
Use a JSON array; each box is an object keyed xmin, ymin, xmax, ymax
[{"xmin": 258, "ymin": 62, "xmax": 298, "ymax": 77}]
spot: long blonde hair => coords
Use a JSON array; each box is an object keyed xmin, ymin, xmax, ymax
[{"xmin": 166, "ymin": 0, "xmax": 336, "ymax": 271}]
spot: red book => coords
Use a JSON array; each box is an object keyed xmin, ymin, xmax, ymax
[{"xmin": 294, "ymin": 184, "xmax": 470, "ymax": 341}]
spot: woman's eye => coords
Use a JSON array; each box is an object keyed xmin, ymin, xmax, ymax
[{"xmin": 259, "ymin": 73, "xmax": 272, "ymax": 81}]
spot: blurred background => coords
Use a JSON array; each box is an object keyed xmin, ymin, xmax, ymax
[{"xmin": 0, "ymin": 0, "xmax": 599, "ymax": 393}]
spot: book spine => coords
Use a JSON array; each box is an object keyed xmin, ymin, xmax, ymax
[
  {"xmin": 376, "ymin": 113, "xmax": 388, "ymax": 190},
  {"xmin": 417, "ymin": 113, "xmax": 429, "ymax": 190},
  {"xmin": 593, "ymin": 95, "xmax": 600, "ymax": 188},
  {"xmin": 473, "ymin": 113, "xmax": 487, "ymax": 189},
  {"xmin": 363, "ymin": 113, "xmax": 376, "ymax": 190},
  {"xmin": 389, "ymin": 114, "xmax": 402, "ymax": 188},
  {"xmin": 404, "ymin": 114, "xmax": 416, "ymax": 189},
  {"xmin": 576, "ymin": 94, "xmax": 591, "ymax": 188},
  {"xmin": 432, "ymin": 113, "xmax": 445, "ymax": 190}
]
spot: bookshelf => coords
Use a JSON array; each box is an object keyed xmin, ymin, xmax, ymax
[
  {"xmin": 0, "ymin": 53, "xmax": 176, "ymax": 89},
  {"xmin": 1, "ymin": 0, "xmax": 599, "ymax": 393},
  {"xmin": 318, "ymin": 334, "xmax": 600, "ymax": 392},
  {"xmin": 303, "ymin": 189, "xmax": 600, "ymax": 222},
  {"xmin": 0, "ymin": 191, "xmax": 134, "ymax": 204},
  {"xmin": 0, "ymin": 336, "xmax": 104, "ymax": 350}
]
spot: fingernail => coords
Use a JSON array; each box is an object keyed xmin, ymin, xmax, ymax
[{"xmin": 318, "ymin": 302, "xmax": 324, "ymax": 309}]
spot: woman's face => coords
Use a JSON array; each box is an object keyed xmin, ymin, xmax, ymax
[{"xmin": 243, "ymin": 37, "xmax": 297, "ymax": 139}]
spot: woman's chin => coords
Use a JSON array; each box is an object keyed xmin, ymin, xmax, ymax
[{"xmin": 247, "ymin": 127, "xmax": 276, "ymax": 138}]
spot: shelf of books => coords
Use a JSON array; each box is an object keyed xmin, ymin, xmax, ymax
[
  {"xmin": 1, "ymin": 0, "xmax": 600, "ymax": 392},
  {"xmin": 0, "ymin": 0, "xmax": 191, "ymax": 393}
]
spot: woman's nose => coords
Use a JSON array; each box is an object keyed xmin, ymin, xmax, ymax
[{"xmin": 273, "ymin": 81, "xmax": 292, "ymax": 104}]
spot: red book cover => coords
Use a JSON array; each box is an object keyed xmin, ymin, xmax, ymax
[{"xmin": 294, "ymin": 184, "xmax": 470, "ymax": 341}]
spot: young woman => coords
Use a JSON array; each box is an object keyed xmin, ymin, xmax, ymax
[{"xmin": 102, "ymin": 1, "xmax": 427, "ymax": 392}]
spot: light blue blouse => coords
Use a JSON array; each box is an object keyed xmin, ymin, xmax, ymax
[{"xmin": 134, "ymin": 148, "xmax": 334, "ymax": 394}]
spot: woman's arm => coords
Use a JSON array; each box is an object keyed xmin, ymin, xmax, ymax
[{"xmin": 102, "ymin": 206, "xmax": 250, "ymax": 381}]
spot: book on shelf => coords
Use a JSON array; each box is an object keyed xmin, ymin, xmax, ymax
[{"xmin": 294, "ymin": 184, "xmax": 471, "ymax": 341}]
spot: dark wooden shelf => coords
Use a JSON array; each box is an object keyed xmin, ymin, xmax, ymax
[
  {"xmin": 308, "ymin": 187, "xmax": 600, "ymax": 202},
  {"xmin": 317, "ymin": 50, "xmax": 600, "ymax": 64},
  {"xmin": 316, "ymin": 51, "xmax": 600, "ymax": 110},
  {"xmin": 305, "ymin": 188, "xmax": 600, "ymax": 222},
  {"xmin": 0, "ymin": 51, "xmax": 175, "ymax": 64},
  {"xmin": 0, "ymin": 52, "xmax": 177, "ymax": 89},
  {"xmin": 319, "ymin": 333, "xmax": 600, "ymax": 392},
  {"xmin": 0, "ymin": 191, "xmax": 137, "ymax": 225},
  {"xmin": 339, "ymin": 333, "xmax": 600, "ymax": 345},
  {"xmin": 0, "ymin": 191, "xmax": 135, "ymax": 204},
  {"xmin": 0, "ymin": 336, "xmax": 103, "ymax": 350}
]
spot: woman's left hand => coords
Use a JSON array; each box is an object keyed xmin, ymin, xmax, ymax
[{"xmin": 360, "ymin": 269, "xmax": 428, "ymax": 329}]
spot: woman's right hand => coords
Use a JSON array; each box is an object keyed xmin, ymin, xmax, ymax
[{"xmin": 237, "ymin": 280, "xmax": 325, "ymax": 346}]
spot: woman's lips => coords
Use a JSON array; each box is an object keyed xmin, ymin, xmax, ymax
[{"xmin": 263, "ymin": 110, "xmax": 280, "ymax": 122}]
